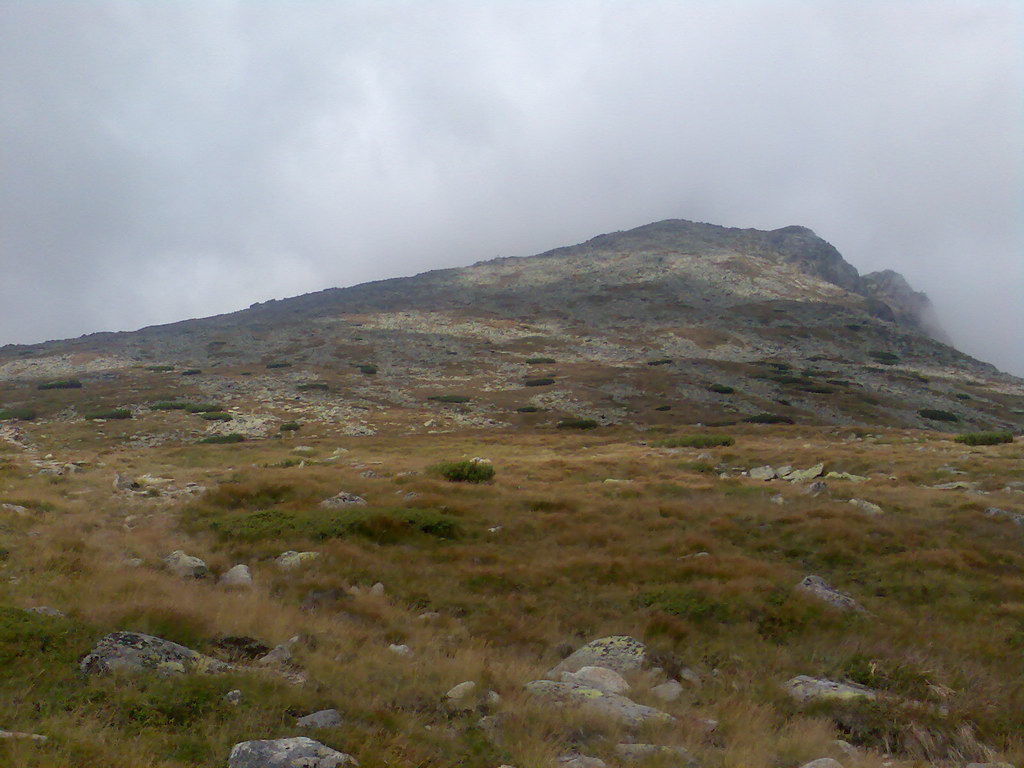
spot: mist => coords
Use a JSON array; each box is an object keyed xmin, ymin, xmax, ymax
[{"xmin": 1, "ymin": 1, "xmax": 1021, "ymax": 375}]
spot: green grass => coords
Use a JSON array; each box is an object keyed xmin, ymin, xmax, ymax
[
  {"xmin": 0, "ymin": 407, "xmax": 37, "ymax": 420},
  {"xmin": 184, "ymin": 404, "xmax": 225, "ymax": 414},
  {"xmin": 84, "ymin": 408, "xmax": 132, "ymax": 420},
  {"xmin": 525, "ymin": 357, "xmax": 556, "ymax": 364},
  {"xmin": 197, "ymin": 433, "xmax": 245, "ymax": 444},
  {"xmin": 515, "ymin": 406, "xmax": 540, "ymax": 413},
  {"xmin": 265, "ymin": 362, "xmax": 292, "ymax": 369},
  {"xmin": 954, "ymin": 431, "xmax": 1014, "ymax": 446},
  {"xmin": 180, "ymin": 369, "xmax": 202, "ymax": 376},
  {"xmin": 279, "ymin": 421, "xmax": 301, "ymax": 432},
  {"xmin": 150, "ymin": 402, "xmax": 188, "ymax": 411},
  {"xmin": 37, "ymin": 379, "xmax": 82, "ymax": 390},
  {"xmin": 430, "ymin": 460, "xmax": 495, "ymax": 483},
  {"xmin": 297, "ymin": 382, "xmax": 330, "ymax": 391},
  {"xmin": 199, "ymin": 412, "xmax": 232, "ymax": 422},
  {"xmin": 654, "ymin": 434, "xmax": 734, "ymax": 448},
  {"xmin": 646, "ymin": 358, "xmax": 672, "ymax": 366}
]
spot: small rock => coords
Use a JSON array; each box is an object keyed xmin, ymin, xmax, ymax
[
  {"xmin": 417, "ymin": 611, "xmax": 441, "ymax": 621},
  {"xmin": 784, "ymin": 675, "xmax": 876, "ymax": 704},
  {"xmin": 446, "ymin": 680, "xmax": 477, "ymax": 701},
  {"xmin": 228, "ymin": 737, "xmax": 357, "ymax": 768},
  {"xmin": 849, "ymin": 498, "xmax": 884, "ymax": 515},
  {"xmin": 28, "ymin": 606, "xmax": 65, "ymax": 618},
  {"xmin": 224, "ymin": 689, "xmax": 242, "ymax": 705},
  {"xmin": 276, "ymin": 551, "xmax": 320, "ymax": 570},
  {"xmin": 931, "ymin": 481, "xmax": 976, "ymax": 490},
  {"xmin": 805, "ymin": 480, "xmax": 828, "ymax": 496},
  {"xmin": 297, "ymin": 709, "xmax": 343, "ymax": 728},
  {"xmin": 163, "ymin": 550, "xmax": 207, "ymax": 579},
  {"xmin": 985, "ymin": 507, "xmax": 1024, "ymax": 525},
  {"xmin": 0, "ymin": 729, "xmax": 48, "ymax": 742},
  {"xmin": 319, "ymin": 492, "xmax": 367, "ymax": 509},
  {"xmin": 368, "ymin": 582, "xmax": 385, "ymax": 599},
  {"xmin": 388, "ymin": 644, "xmax": 412, "ymax": 656},
  {"xmin": 799, "ymin": 760, "xmax": 843, "ymax": 768},
  {"xmin": 220, "ymin": 564, "xmax": 253, "ymax": 588},
  {"xmin": 796, "ymin": 575, "xmax": 865, "ymax": 613},
  {"xmin": 651, "ymin": 679, "xmax": 684, "ymax": 702},
  {"xmin": 749, "ymin": 465, "xmax": 777, "ymax": 481},
  {"xmin": 561, "ymin": 665, "xmax": 630, "ymax": 694},
  {"xmin": 257, "ymin": 642, "xmax": 294, "ymax": 666},
  {"xmin": 825, "ymin": 471, "xmax": 868, "ymax": 482},
  {"xmin": 547, "ymin": 635, "xmax": 646, "ymax": 677},
  {"xmin": 615, "ymin": 743, "xmax": 695, "ymax": 764}
]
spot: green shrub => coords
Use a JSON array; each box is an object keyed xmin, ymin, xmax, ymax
[
  {"xmin": 744, "ymin": 413, "xmax": 794, "ymax": 424},
  {"xmin": 198, "ymin": 433, "xmax": 245, "ymax": 444},
  {"xmin": 799, "ymin": 384, "xmax": 835, "ymax": 394},
  {"xmin": 297, "ymin": 382, "xmax": 330, "ymax": 391},
  {"xmin": 655, "ymin": 434, "xmax": 734, "ymax": 449},
  {"xmin": 428, "ymin": 394, "xmax": 471, "ymax": 404},
  {"xmin": 708, "ymin": 383, "xmax": 735, "ymax": 394},
  {"xmin": 557, "ymin": 418, "xmax": 599, "ymax": 430},
  {"xmin": 919, "ymin": 409, "xmax": 959, "ymax": 423},
  {"xmin": 357, "ymin": 364, "xmax": 378, "ymax": 375},
  {"xmin": 265, "ymin": 362, "xmax": 292, "ymax": 369},
  {"xmin": 431, "ymin": 460, "xmax": 495, "ymax": 483},
  {"xmin": 185, "ymin": 403, "xmax": 224, "ymax": 413},
  {"xmin": 279, "ymin": 421, "xmax": 301, "ymax": 432},
  {"xmin": 199, "ymin": 412, "xmax": 232, "ymax": 421},
  {"xmin": 524, "ymin": 378, "xmax": 555, "ymax": 387},
  {"xmin": 869, "ymin": 350, "xmax": 901, "ymax": 365},
  {"xmin": 0, "ymin": 407, "xmax": 36, "ymax": 421},
  {"xmin": 954, "ymin": 393, "xmax": 971, "ymax": 400},
  {"xmin": 84, "ymin": 408, "xmax": 131, "ymax": 420},
  {"xmin": 151, "ymin": 401, "xmax": 188, "ymax": 411},
  {"xmin": 516, "ymin": 406, "xmax": 541, "ymax": 413},
  {"xmin": 525, "ymin": 357, "xmax": 556, "ymax": 364},
  {"xmin": 655, "ymin": 405, "xmax": 672, "ymax": 411},
  {"xmin": 646, "ymin": 358, "xmax": 673, "ymax": 366},
  {"xmin": 144, "ymin": 365, "xmax": 174, "ymax": 372},
  {"xmin": 181, "ymin": 369, "xmax": 202, "ymax": 376},
  {"xmin": 37, "ymin": 379, "xmax": 82, "ymax": 390},
  {"xmin": 954, "ymin": 431, "xmax": 1014, "ymax": 446}
]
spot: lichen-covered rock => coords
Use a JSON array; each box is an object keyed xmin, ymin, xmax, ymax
[
  {"xmin": 786, "ymin": 463, "xmax": 826, "ymax": 482},
  {"xmin": 276, "ymin": 551, "xmax": 320, "ymax": 570},
  {"xmin": 848, "ymin": 498, "xmax": 884, "ymax": 515},
  {"xmin": 227, "ymin": 737, "xmax": 357, "ymax": 767},
  {"xmin": 297, "ymin": 709, "xmax": 342, "ymax": 729},
  {"xmin": 560, "ymin": 665, "xmax": 630, "ymax": 694},
  {"xmin": 163, "ymin": 550, "xmax": 207, "ymax": 579},
  {"xmin": 547, "ymin": 635, "xmax": 646, "ymax": 677},
  {"xmin": 320, "ymin": 492, "xmax": 367, "ymax": 508},
  {"xmin": 525, "ymin": 680, "xmax": 672, "ymax": 728},
  {"xmin": 80, "ymin": 632, "xmax": 232, "ymax": 676},
  {"xmin": 749, "ymin": 465, "xmax": 777, "ymax": 481},
  {"xmin": 784, "ymin": 675, "xmax": 876, "ymax": 704},
  {"xmin": 220, "ymin": 564, "xmax": 253, "ymax": 587},
  {"xmin": 796, "ymin": 575, "xmax": 865, "ymax": 613}
]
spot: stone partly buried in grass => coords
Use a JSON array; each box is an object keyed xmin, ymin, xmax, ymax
[
  {"xmin": 228, "ymin": 737, "xmax": 357, "ymax": 768},
  {"xmin": 547, "ymin": 635, "xmax": 647, "ymax": 677},
  {"xmin": 784, "ymin": 675, "xmax": 877, "ymax": 704},
  {"xmin": 796, "ymin": 575, "xmax": 866, "ymax": 613},
  {"xmin": 80, "ymin": 631, "xmax": 232, "ymax": 676},
  {"xmin": 524, "ymin": 680, "xmax": 673, "ymax": 729}
]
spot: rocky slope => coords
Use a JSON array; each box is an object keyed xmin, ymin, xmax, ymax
[{"xmin": 1, "ymin": 219, "xmax": 1022, "ymax": 435}]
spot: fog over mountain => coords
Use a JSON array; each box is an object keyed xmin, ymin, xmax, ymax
[{"xmin": 1, "ymin": 1, "xmax": 1021, "ymax": 375}]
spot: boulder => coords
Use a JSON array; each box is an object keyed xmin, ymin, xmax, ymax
[
  {"xmin": 80, "ymin": 631, "xmax": 232, "ymax": 676},
  {"xmin": 799, "ymin": 760, "xmax": 843, "ymax": 768},
  {"xmin": 163, "ymin": 550, "xmax": 207, "ymax": 579},
  {"xmin": 651, "ymin": 680, "xmax": 684, "ymax": 702},
  {"xmin": 985, "ymin": 507, "xmax": 1024, "ymax": 525},
  {"xmin": 786, "ymin": 463, "xmax": 826, "ymax": 482},
  {"xmin": 276, "ymin": 551, "xmax": 320, "ymax": 570},
  {"xmin": 547, "ymin": 635, "xmax": 646, "ymax": 677},
  {"xmin": 228, "ymin": 737, "xmax": 357, "ymax": 768},
  {"xmin": 388, "ymin": 644, "xmax": 412, "ymax": 656},
  {"xmin": 749, "ymin": 465, "xmax": 777, "ymax": 481},
  {"xmin": 784, "ymin": 675, "xmax": 876, "ymax": 704},
  {"xmin": 848, "ymin": 498, "xmax": 883, "ymax": 515},
  {"xmin": 561, "ymin": 665, "xmax": 630, "ymax": 694},
  {"xmin": 320, "ymin": 492, "xmax": 367, "ymax": 509},
  {"xmin": 525, "ymin": 680, "xmax": 673, "ymax": 728},
  {"xmin": 220, "ymin": 564, "xmax": 253, "ymax": 588},
  {"xmin": 796, "ymin": 575, "xmax": 864, "ymax": 613},
  {"xmin": 297, "ymin": 709, "xmax": 342, "ymax": 729},
  {"xmin": 825, "ymin": 471, "xmax": 867, "ymax": 482}
]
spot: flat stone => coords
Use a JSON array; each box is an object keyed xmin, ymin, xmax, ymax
[
  {"xmin": 784, "ymin": 675, "xmax": 876, "ymax": 704},
  {"xmin": 297, "ymin": 709, "xmax": 342, "ymax": 728},
  {"xmin": 320, "ymin": 492, "xmax": 367, "ymax": 508},
  {"xmin": 547, "ymin": 635, "xmax": 646, "ymax": 677},
  {"xmin": 796, "ymin": 575, "xmax": 864, "ymax": 613},
  {"xmin": 163, "ymin": 550, "xmax": 207, "ymax": 579},
  {"xmin": 228, "ymin": 737, "xmax": 357, "ymax": 768},
  {"xmin": 276, "ymin": 551, "xmax": 320, "ymax": 570},
  {"xmin": 561, "ymin": 665, "xmax": 630, "ymax": 694},
  {"xmin": 799, "ymin": 760, "xmax": 843, "ymax": 768},
  {"xmin": 446, "ymin": 681, "xmax": 477, "ymax": 701},
  {"xmin": 525, "ymin": 680, "xmax": 673, "ymax": 728},
  {"xmin": 220, "ymin": 564, "xmax": 253, "ymax": 588},
  {"xmin": 80, "ymin": 631, "xmax": 232, "ymax": 676},
  {"xmin": 749, "ymin": 465, "xmax": 777, "ymax": 481},
  {"xmin": 558, "ymin": 755, "xmax": 607, "ymax": 768},
  {"xmin": 931, "ymin": 481, "xmax": 976, "ymax": 490},
  {"xmin": 787, "ymin": 463, "xmax": 826, "ymax": 482},
  {"xmin": 0, "ymin": 729, "xmax": 48, "ymax": 742},
  {"xmin": 849, "ymin": 498, "xmax": 884, "ymax": 515},
  {"xmin": 825, "ymin": 471, "xmax": 867, "ymax": 482}
]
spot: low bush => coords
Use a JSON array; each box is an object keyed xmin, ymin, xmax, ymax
[
  {"xmin": 37, "ymin": 379, "xmax": 82, "ymax": 390},
  {"xmin": 654, "ymin": 405, "xmax": 672, "ymax": 411},
  {"xmin": 151, "ymin": 401, "xmax": 188, "ymax": 411},
  {"xmin": 201, "ymin": 506, "xmax": 460, "ymax": 543},
  {"xmin": 279, "ymin": 421, "xmax": 301, "ymax": 432},
  {"xmin": 799, "ymin": 384, "xmax": 835, "ymax": 394},
  {"xmin": 199, "ymin": 412, "xmax": 232, "ymax": 421},
  {"xmin": 744, "ymin": 413, "xmax": 794, "ymax": 424},
  {"xmin": 357, "ymin": 364, "xmax": 378, "ymax": 375},
  {"xmin": 198, "ymin": 433, "xmax": 245, "ymax": 444},
  {"xmin": 181, "ymin": 368, "xmax": 202, "ymax": 376},
  {"xmin": 265, "ymin": 362, "xmax": 292, "ymax": 369},
  {"xmin": 708, "ymin": 383, "xmax": 735, "ymax": 394},
  {"xmin": 655, "ymin": 434, "xmax": 734, "ymax": 448},
  {"xmin": 557, "ymin": 418, "xmax": 599, "ymax": 430},
  {"xmin": 431, "ymin": 460, "xmax": 495, "ymax": 483},
  {"xmin": 297, "ymin": 382, "xmax": 330, "ymax": 391},
  {"xmin": 428, "ymin": 395, "xmax": 471, "ymax": 404},
  {"xmin": 524, "ymin": 378, "xmax": 555, "ymax": 387},
  {"xmin": 84, "ymin": 408, "xmax": 131, "ymax": 420},
  {"xmin": 185, "ymin": 404, "xmax": 224, "ymax": 413},
  {"xmin": 646, "ymin": 358, "xmax": 672, "ymax": 366},
  {"xmin": 869, "ymin": 350, "xmax": 901, "ymax": 365},
  {"xmin": 144, "ymin": 365, "xmax": 174, "ymax": 372},
  {"xmin": 0, "ymin": 407, "xmax": 36, "ymax": 421},
  {"xmin": 516, "ymin": 406, "xmax": 540, "ymax": 413},
  {"xmin": 954, "ymin": 431, "xmax": 1014, "ymax": 446},
  {"xmin": 525, "ymin": 357, "xmax": 555, "ymax": 364},
  {"xmin": 919, "ymin": 409, "xmax": 959, "ymax": 423},
  {"xmin": 954, "ymin": 393, "xmax": 971, "ymax": 400}
]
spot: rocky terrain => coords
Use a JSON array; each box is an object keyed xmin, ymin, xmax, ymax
[{"xmin": 0, "ymin": 219, "xmax": 1022, "ymax": 767}]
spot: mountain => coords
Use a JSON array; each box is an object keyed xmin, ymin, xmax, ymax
[{"xmin": 1, "ymin": 218, "xmax": 1022, "ymax": 435}]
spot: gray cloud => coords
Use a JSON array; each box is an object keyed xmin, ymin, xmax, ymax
[{"xmin": 2, "ymin": 1, "xmax": 1022, "ymax": 374}]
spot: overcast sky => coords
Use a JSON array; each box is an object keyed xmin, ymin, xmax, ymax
[{"xmin": 2, "ymin": 1, "xmax": 1022, "ymax": 375}]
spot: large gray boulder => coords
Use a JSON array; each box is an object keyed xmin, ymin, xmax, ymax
[
  {"xmin": 560, "ymin": 665, "xmax": 630, "ymax": 694},
  {"xmin": 547, "ymin": 636, "xmax": 647, "ymax": 677},
  {"xmin": 525, "ymin": 680, "xmax": 672, "ymax": 728},
  {"xmin": 164, "ymin": 550, "xmax": 208, "ymax": 579},
  {"xmin": 297, "ymin": 709, "xmax": 342, "ymax": 729},
  {"xmin": 220, "ymin": 564, "xmax": 253, "ymax": 588},
  {"xmin": 80, "ymin": 632, "xmax": 232, "ymax": 675},
  {"xmin": 228, "ymin": 737, "xmax": 357, "ymax": 767}
]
